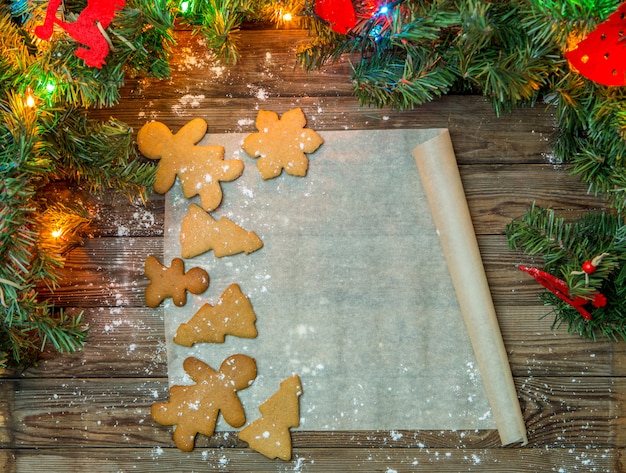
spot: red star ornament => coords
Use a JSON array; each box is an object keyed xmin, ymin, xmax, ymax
[
  {"xmin": 565, "ymin": 2, "xmax": 626, "ymax": 86},
  {"xmin": 314, "ymin": 0, "xmax": 357, "ymax": 34}
]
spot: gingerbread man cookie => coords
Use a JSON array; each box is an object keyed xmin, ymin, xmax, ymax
[
  {"xmin": 137, "ymin": 118, "xmax": 244, "ymax": 211},
  {"xmin": 151, "ymin": 354, "xmax": 257, "ymax": 452},
  {"xmin": 144, "ymin": 256, "xmax": 209, "ymax": 307},
  {"xmin": 241, "ymin": 108, "xmax": 324, "ymax": 179}
]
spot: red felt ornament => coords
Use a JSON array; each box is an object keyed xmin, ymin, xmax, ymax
[
  {"xmin": 35, "ymin": 0, "xmax": 125, "ymax": 68},
  {"xmin": 565, "ymin": 2, "xmax": 626, "ymax": 86},
  {"xmin": 314, "ymin": 0, "xmax": 357, "ymax": 34}
]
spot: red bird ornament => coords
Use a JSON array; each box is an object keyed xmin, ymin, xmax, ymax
[{"xmin": 35, "ymin": 0, "xmax": 125, "ymax": 68}]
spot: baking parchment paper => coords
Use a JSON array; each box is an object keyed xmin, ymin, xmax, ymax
[{"xmin": 162, "ymin": 128, "xmax": 525, "ymax": 443}]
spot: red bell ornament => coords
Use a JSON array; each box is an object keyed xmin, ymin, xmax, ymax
[{"xmin": 565, "ymin": 2, "xmax": 626, "ymax": 86}]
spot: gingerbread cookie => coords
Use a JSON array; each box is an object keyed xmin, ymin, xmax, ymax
[
  {"xmin": 137, "ymin": 118, "xmax": 244, "ymax": 211},
  {"xmin": 151, "ymin": 354, "xmax": 257, "ymax": 452},
  {"xmin": 238, "ymin": 374, "xmax": 303, "ymax": 461},
  {"xmin": 180, "ymin": 204, "xmax": 263, "ymax": 259},
  {"xmin": 144, "ymin": 256, "xmax": 209, "ymax": 307},
  {"xmin": 174, "ymin": 283, "xmax": 258, "ymax": 346},
  {"xmin": 241, "ymin": 108, "xmax": 324, "ymax": 179}
]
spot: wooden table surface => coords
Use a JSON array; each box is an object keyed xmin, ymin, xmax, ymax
[{"xmin": 2, "ymin": 28, "xmax": 624, "ymax": 472}]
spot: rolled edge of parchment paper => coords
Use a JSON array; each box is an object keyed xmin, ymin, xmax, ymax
[{"xmin": 412, "ymin": 129, "xmax": 528, "ymax": 446}]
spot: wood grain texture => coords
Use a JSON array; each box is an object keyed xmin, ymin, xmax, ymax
[
  {"xmin": 3, "ymin": 377, "xmax": 624, "ymax": 447},
  {"xmin": 2, "ymin": 27, "xmax": 623, "ymax": 472},
  {"xmin": 2, "ymin": 446, "xmax": 623, "ymax": 473}
]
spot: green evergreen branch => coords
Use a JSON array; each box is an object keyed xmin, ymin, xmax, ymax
[
  {"xmin": 24, "ymin": 0, "xmax": 175, "ymax": 108},
  {"xmin": 293, "ymin": 0, "xmax": 626, "ymax": 211},
  {"xmin": 0, "ymin": 0, "xmax": 168, "ymax": 368},
  {"xmin": 507, "ymin": 205, "xmax": 626, "ymax": 341},
  {"xmin": 0, "ymin": 278, "xmax": 23, "ymax": 307},
  {"xmin": 179, "ymin": 0, "xmax": 261, "ymax": 64}
]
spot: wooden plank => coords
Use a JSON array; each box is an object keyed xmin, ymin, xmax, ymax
[
  {"xmin": 0, "ymin": 381, "xmax": 13, "ymax": 447},
  {"xmin": 89, "ymin": 94, "xmax": 557, "ymax": 166},
  {"xmin": 4, "ymin": 304, "xmax": 623, "ymax": 380},
  {"xmin": 461, "ymin": 164, "xmax": 609, "ymax": 234},
  {"xmin": 89, "ymin": 192, "xmax": 164, "ymax": 238},
  {"xmin": 30, "ymin": 233, "xmax": 561, "ymax": 309},
  {"xmin": 40, "ymin": 182, "xmax": 164, "ymax": 238},
  {"xmin": 498, "ymin": 306, "xmax": 626, "ymax": 377},
  {"xmin": 14, "ymin": 307, "xmax": 167, "ymax": 379},
  {"xmin": 2, "ymin": 446, "xmax": 624, "ymax": 472},
  {"xmin": 118, "ymin": 29, "xmax": 356, "ymax": 99},
  {"xmin": 37, "ymin": 237, "xmax": 162, "ymax": 308},
  {"xmin": 3, "ymin": 303, "xmax": 622, "ymax": 380},
  {"xmin": 4, "ymin": 377, "xmax": 625, "ymax": 448}
]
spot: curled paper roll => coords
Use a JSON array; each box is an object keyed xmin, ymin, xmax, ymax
[{"xmin": 413, "ymin": 129, "xmax": 528, "ymax": 446}]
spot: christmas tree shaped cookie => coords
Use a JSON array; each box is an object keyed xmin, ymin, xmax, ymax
[
  {"xmin": 137, "ymin": 118, "xmax": 244, "ymax": 211},
  {"xmin": 242, "ymin": 108, "xmax": 324, "ymax": 179},
  {"xmin": 151, "ymin": 354, "xmax": 257, "ymax": 452},
  {"xmin": 238, "ymin": 374, "xmax": 303, "ymax": 461},
  {"xmin": 174, "ymin": 283, "xmax": 258, "ymax": 346},
  {"xmin": 180, "ymin": 204, "xmax": 263, "ymax": 258}
]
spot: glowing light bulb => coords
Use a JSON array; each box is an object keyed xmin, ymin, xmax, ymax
[
  {"xmin": 25, "ymin": 88, "xmax": 36, "ymax": 108},
  {"xmin": 378, "ymin": 5, "xmax": 389, "ymax": 14},
  {"xmin": 369, "ymin": 24, "xmax": 383, "ymax": 39},
  {"xmin": 180, "ymin": 0, "xmax": 190, "ymax": 13},
  {"xmin": 282, "ymin": 12, "xmax": 293, "ymax": 22},
  {"xmin": 51, "ymin": 229, "xmax": 63, "ymax": 238},
  {"xmin": 46, "ymin": 81, "xmax": 56, "ymax": 94}
]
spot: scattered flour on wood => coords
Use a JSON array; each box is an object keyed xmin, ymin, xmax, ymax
[
  {"xmin": 172, "ymin": 94, "xmax": 206, "ymax": 115},
  {"xmin": 177, "ymin": 46, "xmax": 225, "ymax": 77},
  {"xmin": 137, "ymin": 101, "xmax": 160, "ymax": 121},
  {"xmin": 236, "ymin": 118, "xmax": 255, "ymax": 131},
  {"xmin": 247, "ymin": 84, "xmax": 269, "ymax": 101}
]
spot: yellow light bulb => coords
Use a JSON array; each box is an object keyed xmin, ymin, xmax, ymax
[
  {"xmin": 51, "ymin": 229, "xmax": 63, "ymax": 238},
  {"xmin": 25, "ymin": 88, "xmax": 36, "ymax": 108},
  {"xmin": 283, "ymin": 12, "xmax": 293, "ymax": 21}
]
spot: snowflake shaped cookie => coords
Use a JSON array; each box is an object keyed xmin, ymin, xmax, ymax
[{"xmin": 242, "ymin": 108, "xmax": 324, "ymax": 179}]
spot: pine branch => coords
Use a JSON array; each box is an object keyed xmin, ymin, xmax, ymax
[
  {"xmin": 41, "ymin": 108, "xmax": 156, "ymax": 199},
  {"xmin": 507, "ymin": 205, "xmax": 626, "ymax": 341},
  {"xmin": 0, "ymin": 11, "xmax": 35, "ymax": 95},
  {"xmin": 351, "ymin": 51, "xmax": 456, "ymax": 108},
  {"xmin": 0, "ymin": 295, "xmax": 88, "ymax": 367},
  {"xmin": 24, "ymin": 0, "xmax": 175, "ymax": 108},
  {"xmin": 179, "ymin": 0, "xmax": 262, "ymax": 64},
  {"xmin": 0, "ymin": 1, "xmax": 167, "ymax": 367}
]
